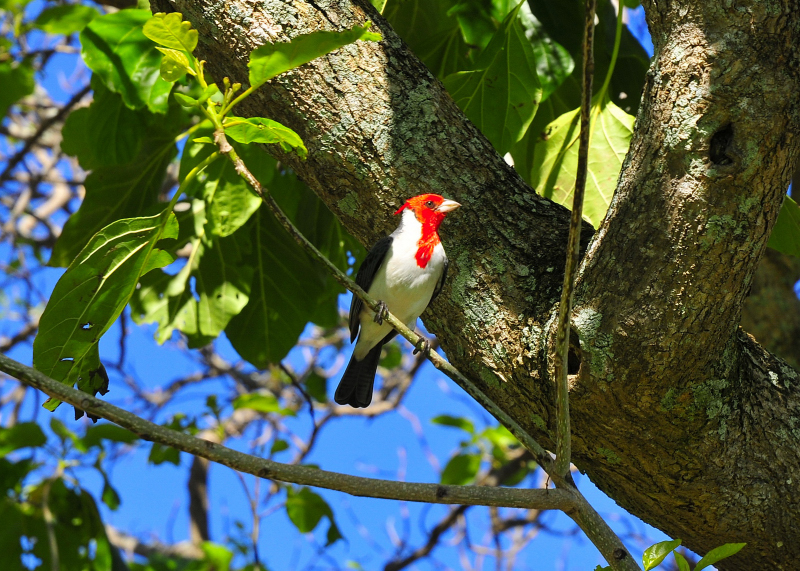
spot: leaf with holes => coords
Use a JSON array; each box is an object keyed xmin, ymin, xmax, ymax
[
  {"xmin": 248, "ymin": 23, "xmax": 381, "ymax": 89},
  {"xmin": 531, "ymin": 94, "xmax": 634, "ymax": 226},
  {"xmin": 768, "ymin": 195, "xmax": 800, "ymax": 257},
  {"xmin": 33, "ymin": 210, "xmax": 178, "ymax": 385}
]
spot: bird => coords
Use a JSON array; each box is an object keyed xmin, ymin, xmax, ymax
[{"xmin": 334, "ymin": 193, "xmax": 461, "ymax": 408}]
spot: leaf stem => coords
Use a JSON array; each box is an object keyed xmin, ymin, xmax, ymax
[{"xmin": 598, "ymin": 0, "xmax": 625, "ymax": 102}]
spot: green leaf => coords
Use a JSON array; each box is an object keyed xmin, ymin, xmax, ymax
[
  {"xmin": 224, "ymin": 116, "xmax": 308, "ymax": 159},
  {"xmin": 156, "ymin": 47, "xmax": 194, "ymax": 82},
  {"xmin": 33, "ymin": 211, "xmax": 179, "ymax": 384},
  {"xmin": 431, "ymin": 414, "xmax": 475, "ymax": 434},
  {"xmin": 34, "ymin": 4, "xmax": 99, "ymax": 35},
  {"xmin": 0, "ymin": 457, "xmax": 37, "ymax": 493},
  {"xmin": 304, "ymin": 372, "xmax": 328, "ymax": 403},
  {"xmin": 518, "ymin": 7, "xmax": 574, "ymax": 101},
  {"xmin": 695, "ymin": 543, "xmax": 746, "ymax": 571},
  {"xmin": 101, "ymin": 478, "xmax": 121, "ymax": 510},
  {"xmin": 225, "ymin": 207, "xmax": 332, "ymax": 365},
  {"xmin": 81, "ymin": 424, "xmax": 138, "ymax": 449},
  {"xmin": 440, "ymin": 453, "xmax": 481, "ymax": 485},
  {"xmin": 80, "ymin": 9, "xmax": 173, "ymax": 113},
  {"xmin": 173, "ymin": 92, "xmax": 199, "ymax": 107},
  {"xmin": 143, "ymin": 12, "xmax": 198, "ymax": 52},
  {"xmin": 0, "ymin": 60, "xmax": 34, "ymax": 117},
  {"xmin": 270, "ymin": 439, "xmax": 290, "ymax": 454},
  {"xmin": 768, "ymin": 195, "xmax": 800, "ymax": 257},
  {"xmin": 379, "ymin": 342, "xmax": 402, "ymax": 369},
  {"xmin": 286, "ymin": 487, "xmax": 342, "ymax": 545},
  {"xmin": 149, "ymin": 442, "xmax": 180, "ymax": 465},
  {"xmin": 643, "ymin": 539, "xmax": 682, "ymax": 571},
  {"xmin": 383, "ymin": 0, "xmax": 470, "ymax": 78},
  {"xmin": 449, "ymin": 0, "xmax": 518, "ymax": 52},
  {"xmin": 200, "ymin": 542, "xmax": 233, "ymax": 571},
  {"xmin": 530, "ymin": 95, "xmax": 634, "ymax": 226},
  {"xmin": 51, "ymin": 102, "xmax": 185, "ymax": 266},
  {"xmin": 61, "ymin": 79, "xmax": 148, "ymax": 170},
  {"xmin": 196, "ymin": 233, "xmax": 254, "ymax": 339},
  {"xmin": 0, "ymin": 423, "xmax": 46, "ymax": 456},
  {"xmin": 481, "ymin": 424, "xmax": 518, "ymax": 448},
  {"xmin": 232, "ymin": 393, "xmax": 293, "ymax": 415},
  {"xmin": 673, "ymin": 551, "xmax": 691, "ymax": 571},
  {"xmin": 248, "ymin": 23, "xmax": 382, "ymax": 89},
  {"xmin": 443, "ymin": 2, "xmax": 542, "ymax": 155},
  {"xmin": 370, "ymin": 0, "xmax": 388, "ymax": 13}
]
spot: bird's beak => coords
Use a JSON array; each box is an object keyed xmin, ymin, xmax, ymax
[{"xmin": 437, "ymin": 199, "xmax": 461, "ymax": 213}]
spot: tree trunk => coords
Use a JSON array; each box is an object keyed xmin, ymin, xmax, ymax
[{"xmin": 151, "ymin": 0, "xmax": 800, "ymax": 567}]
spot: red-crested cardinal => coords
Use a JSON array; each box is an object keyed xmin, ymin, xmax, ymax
[{"xmin": 335, "ymin": 193, "xmax": 461, "ymax": 408}]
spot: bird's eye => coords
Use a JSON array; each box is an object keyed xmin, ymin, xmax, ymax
[{"xmin": 425, "ymin": 200, "xmax": 435, "ymax": 208}]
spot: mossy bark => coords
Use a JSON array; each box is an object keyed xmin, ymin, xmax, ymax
[{"xmin": 151, "ymin": 0, "xmax": 800, "ymax": 567}]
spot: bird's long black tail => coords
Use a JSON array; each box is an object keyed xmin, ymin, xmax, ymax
[{"xmin": 334, "ymin": 343, "xmax": 383, "ymax": 408}]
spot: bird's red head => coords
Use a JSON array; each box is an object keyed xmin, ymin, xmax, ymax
[
  {"xmin": 395, "ymin": 194, "xmax": 461, "ymax": 268},
  {"xmin": 394, "ymin": 194, "xmax": 461, "ymax": 230}
]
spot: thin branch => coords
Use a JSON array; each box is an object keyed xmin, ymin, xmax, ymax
[
  {"xmin": 553, "ymin": 0, "xmax": 597, "ymax": 478},
  {"xmin": 214, "ymin": 129, "xmax": 558, "ymax": 480},
  {"xmin": 0, "ymin": 352, "xmax": 575, "ymax": 512}
]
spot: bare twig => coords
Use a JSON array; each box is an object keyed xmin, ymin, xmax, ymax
[{"xmin": 0, "ymin": 352, "xmax": 576, "ymax": 512}]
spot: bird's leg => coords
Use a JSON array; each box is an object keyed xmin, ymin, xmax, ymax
[
  {"xmin": 373, "ymin": 301, "xmax": 389, "ymax": 325},
  {"xmin": 413, "ymin": 336, "xmax": 431, "ymax": 357}
]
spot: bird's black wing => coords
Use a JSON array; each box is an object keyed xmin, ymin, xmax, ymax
[
  {"xmin": 349, "ymin": 236, "xmax": 393, "ymax": 342},
  {"xmin": 430, "ymin": 256, "xmax": 449, "ymax": 303}
]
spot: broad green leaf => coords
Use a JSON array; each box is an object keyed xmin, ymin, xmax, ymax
[
  {"xmin": 0, "ymin": 458, "xmax": 36, "ymax": 493},
  {"xmin": 81, "ymin": 424, "xmax": 138, "ymax": 449},
  {"xmin": 440, "ymin": 453, "xmax": 481, "ymax": 485},
  {"xmin": 143, "ymin": 12, "xmax": 198, "ymax": 52},
  {"xmin": 383, "ymin": 0, "xmax": 470, "ymax": 78},
  {"xmin": 673, "ymin": 551, "xmax": 691, "ymax": 571},
  {"xmin": 286, "ymin": 487, "xmax": 342, "ymax": 546},
  {"xmin": 379, "ymin": 342, "xmax": 402, "ymax": 369},
  {"xmin": 518, "ymin": 6, "xmax": 574, "ymax": 101},
  {"xmin": 233, "ymin": 393, "xmax": 293, "ymax": 415},
  {"xmin": 61, "ymin": 79, "xmax": 147, "ymax": 170},
  {"xmin": 643, "ymin": 539, "xmax": 682, "ymax": 571},
  {"xmin": 0, "ymin": 423, "xmax": 46, "ymax": 456},
  {"xmin": 0, "ymin": 60, "xmax": 34, "ymax": 117},
  {"xmin": 225, "ymin": 206, "xmax": 332, "ymax": 365},
  {"xmin": 695, "ymin": 543, "xmax": 746, "ymax": 571},
  {"xmin": 481, "ymin": 424, "xmax": 518, "ymax": 448},
  {"xmin": 443, "ymin": 2, "xmax": 542, "ymax": 155},
  {"xmin": 34, "ymin": 211, "xmax": 178, "ymax": 384},
  {"xmin": 271, "ymin": 439, "xmax": 290, "ymax": 454},
  {"xmin": 449, "ymin": 0, "xmax": 519, "ymax": 52},
  {"xmin": 156, "ymin": 47, "xmax": 195, "ymax": 82},
  {"xmin": 51, "ymin": 102, "xmax": 186, "ymax": 266},
  {"xmin": 179, "ymin": 129, "xmax": 262, "ymax": 237},
  {"xmin": 196, "ymin": 232, "xmax": 253, "ymax": 338},
  {"xmin": 767, "ymin": 196, "xmax": 800, "ymax": 257},
  {"xmin": 431, "ymin": 414, "xmax": 475, "ymax": 434},
  {"xmin": 248, "ymin": 23, "xmax": 382, "ymax": 89},
  {"xmin": 173, "ymin": 92, "xmax": 198, "ymax": 107},
  {"xmin": 43, "ymin": 343, "xmax": 108, "ymax": 414},
  {"xmin": 80, "ymin": 9, "xmax": 173, "ymax": 113},
  {"xmin": 527, "ymin": 0, "xmax": 649, "ymax": 114},
  {"xmin": 34, "ymin": 4, "xmax": 99, "ymax": 35},
  {"xmin": 531, "ymin": 95, "xmax": 634, "ymax": 226},
  {"xmin": 224, "ymin": 116, "xmax": 308, "ymax": 159}
]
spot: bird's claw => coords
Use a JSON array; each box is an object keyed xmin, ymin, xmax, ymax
[
  {"xmin": 373, "ymin": 301, "xmax": 389, "ymax": 325},
  {"xmin": 413, "ymin": 337, "xmax": 431, "ymax": 357}
]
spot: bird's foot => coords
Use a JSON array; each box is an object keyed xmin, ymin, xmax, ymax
[
  {"xmin": 413, "ymin": 337, "xmax": 431, "ymax": 357},
  {"xmin": 373, "ymin": 301, "xmax": 389, "ymax": 325}
]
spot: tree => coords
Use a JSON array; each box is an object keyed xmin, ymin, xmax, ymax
[{"xmin": 1, "ymin": 0, "xmax": 799, "ymax": 570}]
